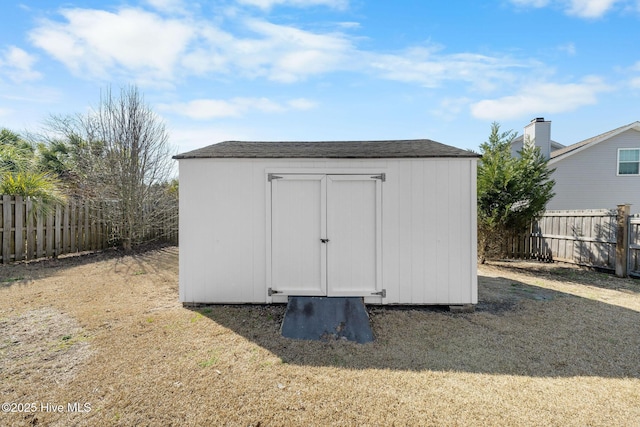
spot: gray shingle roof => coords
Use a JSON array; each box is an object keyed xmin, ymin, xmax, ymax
[
  {"xmin": 174, "ymin": 139, "xmax": 479, "ymax": 159},
  {"xmin": 550, "ymin": 121, "xmax": 640, "ymax": 160}
]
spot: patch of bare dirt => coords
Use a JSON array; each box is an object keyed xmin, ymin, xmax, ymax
[{"xmin": 0, "ymin": 307, "xmax": 92, "ymax": 393}]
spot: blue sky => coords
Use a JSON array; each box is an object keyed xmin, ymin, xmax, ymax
[{"xmin": 1, "ymin": 0, "xmax": 639, "ymax": 154}]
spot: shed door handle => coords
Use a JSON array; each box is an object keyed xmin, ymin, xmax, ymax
[{"xmin": 320, "ymin": 238, "xmax": 329, "ymax": 243}]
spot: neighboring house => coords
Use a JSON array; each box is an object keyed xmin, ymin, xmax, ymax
[{"xmin": 513, "ymin": 118, "xmax": 640, "ymax": 213}]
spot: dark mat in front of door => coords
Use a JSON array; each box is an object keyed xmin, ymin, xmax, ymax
[{"xmin": 281, "ymin": 296, "xmax": 374, "ymax": 344}]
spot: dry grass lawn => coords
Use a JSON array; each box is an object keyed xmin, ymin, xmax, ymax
[{"xmin": 1, "ymin": 246, "xmax": 639, "ymax": 426}]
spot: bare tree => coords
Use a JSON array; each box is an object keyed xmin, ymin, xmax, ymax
[{"xmin": 44, "ymin": 86, "xmax": 175, "ymax": 251}]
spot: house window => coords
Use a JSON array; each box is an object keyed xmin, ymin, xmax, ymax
[{"xmin": 618, "ymin": 148, "xmax": 640, "ymax": 175}]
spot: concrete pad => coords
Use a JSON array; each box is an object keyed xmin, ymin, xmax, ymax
[{"xmin": 281, "ymin": 297, "xmax": 374, "ymax": 344}]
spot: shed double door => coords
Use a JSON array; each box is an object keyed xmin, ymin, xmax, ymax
[{"xmin": 270, "ymin": 174, "xmax": 382, "ymax": 297}]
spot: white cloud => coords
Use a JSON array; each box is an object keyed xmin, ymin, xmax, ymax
[
  {"xmin": 28, "ymin": 8, "xmax": 355, "ymax": 84},
  {"xmin": 287, "ymin": 98, "xmax": 317, "ymax": 110},
  {"xmin": 567, "ymin": 0, "xmax": 620, "ymax": 17},
  {"xmin": 558, "ymin": 42, "xmax": 576, "ymax": 55},
  {"xmin": 368, "ymin": 46, "xmax": 527, "ymax": 91},
  {"xmin": 337, "ymin": 21, "xmax": 360, "ymax": 29},
  {"xmin": 179, "ymin": 25, "xmax": 236, "ymax": 76},
  {"xmin": 159, "ymin": 96, "xmax": 317, "ymax": 119},
  {"xmin": 29, "ymin": 8, "xmax": 194, "ymax": 81},
  {"xmin": 508, "ymin": 0, "xmax": 623, "ymax": 17},
  {"xmin": 470, "ymin": 77, "xmax": 612, "ymax": 120},
  {"xmin": 25, "ymin": 4, "xmax": 593, "ymax": 102},
  {"xmin": 431, "ymin": 97, "xmax": 472, "ymax": 121},
  {"xmin": 236, "ymin": 0, "xmax": 348, "ymax": 10},
  {"xmin": 239, "ymin": 19, "xmax": 355, "ymax": 82},
  {"xmin": 0, "ymin": 46, "xmax": 41, "ymax": 82},
  {"xmin": 629, "ymin": 62, "xmax": 640, "ymax": 88},
  {"xmin": 178, "ymin": 18, "xmax": 356, "ymax": 82}
]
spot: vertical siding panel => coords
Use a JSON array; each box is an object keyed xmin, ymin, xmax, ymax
[
  {"xmin": 447, "ymin": 161, "xmax": 463, "ymax": 303},
  {"xmin": 410, "ymin": 160, "xmax": 425, "ymax": 304},
  {"xmin": 252, "ymin": 161, "xmax": 265, "ymax": 302},
  {"xmin": 239, "ymin": 162, "xmax": 255, "ymax": 302},
  {"xmin": 398, "ymin": 161, "xmax": 413, "ymax": 303},
  {"xmin": 435, "ymin": 160, "xmax": 450, "ymax": 304},
  {"xmin": 422, "ymin": 159, "xmax": 437, "ymax": 303},
  {"xmin": 469, "ymin": 159, "xmax": 478, "ymax": 304}
]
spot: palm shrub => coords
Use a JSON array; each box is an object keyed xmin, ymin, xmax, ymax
[
  {"xmin": 0, "ymin": 128, "xmax": 67, "ymax": 214},
  {"xmin": 0, "ymin": 170, "xmax": 66, "ymax": 214}
]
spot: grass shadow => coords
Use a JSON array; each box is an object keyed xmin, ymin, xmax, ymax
[
  {"xmin": 192, "ymin": 274, "xmax": 640, "ymax": 378},
  {"xmin": 0, "ymin": 242, "xmax": 177, "ymax": 288},
  {"xmin": 488, "ymin": 260, "xmax": 640, "ymax": 295}
]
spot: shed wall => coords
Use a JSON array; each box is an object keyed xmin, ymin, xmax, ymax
[{"xmin": 178, "ymin": 157, "xmax": 477, "ymax": 304}]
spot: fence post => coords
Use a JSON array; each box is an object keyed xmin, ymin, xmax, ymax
[{"xmin": 615, "ymin": 204, "xmax": 631, "ymax": 277}]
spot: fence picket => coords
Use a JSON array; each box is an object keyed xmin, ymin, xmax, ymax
[
  {"xmin": 62, "ymin": 203, "xmax": 70, "ymax": 254},
  {"xmin": 70, "ymin": 198, "xmax": 76, "ymax": 253},
  {"xmin": 14, "ymin": 196, "xmax": 24, "ymax": 261},
  {"xmin": 2, "ymin": 195, "xmax": 11, "ymax": 263},
  {"xmin": 84, "ymin": 202, "xmax": 90, "ymax": 250},
  {"xmin": 54, "ymin": 204, "xmax": 61, "ymax": 257},
  {"xmin": 36, "ymin": 208, "xmax": 44, "ymax": 259},
  {"xmin": 629, "ymin": 215, "xmax": 640, "ymax": 278},
  {"xmin": 46, "ymin": 210, "xmax": 54, "ymax": 257},
  {"xmin": 26, "ymin": 198, "xmax": 35, "ymax": 260}
]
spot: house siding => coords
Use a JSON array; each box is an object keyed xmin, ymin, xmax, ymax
[
  {"xmin": 547, "ymin": 128, "xmax": 640, "ymax": 212},
  {"xmin": 178, "ymin": 157, "xmax": 477, "ymax": 305}
]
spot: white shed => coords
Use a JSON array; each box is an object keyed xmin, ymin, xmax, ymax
[{"xmin": 174, "ymin": 140, "xmax": 479, "ymax": 306}]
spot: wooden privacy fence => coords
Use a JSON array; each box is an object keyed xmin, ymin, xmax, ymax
[
  {"xmin": 505, "ymin": 205, "xmax": 640, "ymax": 278},
  {"xmin": 1, "ymin": 195, "xmax": 110, "ymax": 263},
  {"xmin": 0, "ymin": 195, "xmax": 179, "ymax": 264}
]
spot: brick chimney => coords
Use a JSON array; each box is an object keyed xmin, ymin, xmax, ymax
[{"xmin": 523, "ymin": 117, "xmax": 551, "ymax": 159}]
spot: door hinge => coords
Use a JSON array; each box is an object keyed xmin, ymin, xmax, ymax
[
  {"xmin": 371, "ymin": 173, "xmax": 386, "ymax": 182},
  {"xmin": 268, "ymin": 174, "xmax": 283, "ymax": 182},
  {"xmin": 371, "ymin": 289, "xmax": 386, "ymax": 298},
  {"xmin": 268, "ymin": 288, "xmax": 282, "ymax": 296}
]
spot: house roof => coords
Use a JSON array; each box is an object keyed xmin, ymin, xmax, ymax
[
  {"xmin": 511, "ymin": 134, "xmax": 564, "ymax": 150},
  {"xmin": 173, "ymin": 139, "xmax": 480, "ymax": 159},
  {"xmin": 549, "ymin": 121, "xmax": 640, "ymax": 163}
]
